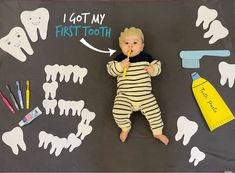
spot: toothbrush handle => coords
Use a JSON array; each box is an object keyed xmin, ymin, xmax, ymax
[
  {"xmin": 26, "ymin": 90, "xmax": 30, "ymax": 109},
  {"xmin": 0, "ymin": 92, "xmax": 15, "ymax": 113},
  {"xmin": 18, "ymin": 90, "xmax": 24, "ymax": 109}
]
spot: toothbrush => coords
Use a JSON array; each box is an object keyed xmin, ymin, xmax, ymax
[
  {"xmin": 0, "ymin": 90, "xmax": 15, "ymax": 113},
  {"xmin": 6, "ymin": 85, "xmax": 19, "ymax": 110},
  {"xmin": 122, "ymin": 50, "xmax": 132, "ymax": 77},
  {"xmin": 26, "ymin": 80, "xmax": 30, "ymax": 109},
  {"xmin": 16, "ymin": 81, "xmax": 24, "ymax": 109}
]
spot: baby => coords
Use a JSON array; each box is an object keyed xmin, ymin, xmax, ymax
[{"xmin": 107, "ymin": 27, "xmax": 169, "ymax": 145}]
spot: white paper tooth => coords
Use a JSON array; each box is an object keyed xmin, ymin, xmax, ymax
[
  {"xmin": 73, "ymin": 65, "xmax": 88, "ymax": 84},
  {"xmin": 49, "ymin": 136, "xmax": 67, "ymax": 157},
  {"xmin": 196, "ymin": 5, "xmax": 218, "ymax": 30},
  {"xmin": 76, "ymin": 108, "xmax": 96, "ymax": 140},
  {"xmin": 81, "ymin": 108, "xmax": 96, "ymax": 125},
  {"xmin": 44, "ymin": 64, "xmax": 59, "ymax": 82},
  {"xmin": 219, "ymin": 61, "xmax": 235, "ymax": 88},
  {"xmin": 20, "ymin": 7, "xmax": 49, "ymax": 42},
  {"xmin": 70, "ymin": 100, "xmax": 85, "ymax": 116},
  {"xmin": 43, "ymin": 81, "xmax": 58, "ymax": 99},
  {"xmin": 175, "ymin": 116, "xmax": 198, "ymax": 146},
  {"xmin": 58, "ymin": 99, "xmax": 71, "ymax": 116},
  {"xmin": 59, "ymin": 65, "xmax": 74, "ymax": 82},
  {"xmin": 189, "ymin": 147, "xmax": 206, "ymax": 166},
  {"xmin": 42, "ymin": 99, "xmax": 57, "ymax": 115},
  {"xmin": 65, "ymin": 133, "xmax": 82, "ymax": 152},
  {"xmin": 0, "ymin": 27, "xmax": 34, "ymax": 62},
  {"xmin": 2, "ymin": 127, "xmax": 26, "ymax": 155},
  {"xmin": 76, "ymin": 123, "xmax": 93, "ymax": 140},
  {"xmin": 38, "ymin": 131, "xmax": 53, "ymax": 149},
  {"xmin": 204, "ymin": 20, "xmax": 229, "ymax": 44}
]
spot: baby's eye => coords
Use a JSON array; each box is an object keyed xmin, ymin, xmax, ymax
[
  {"xmin": 133, "ymin": 42, "xmax": 138, "ymax": 44},
  {"xmin": 124, "ymin": 42, "xmax": 129, "ymax": 45}
]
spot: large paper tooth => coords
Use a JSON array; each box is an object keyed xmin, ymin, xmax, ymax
[
  {"xmin": 43, "ymin": 81, "xmax": 58, "ymax": 99},
  {"xmin": 38, "ymin": 131, "xmax": 53, "ymax": 149},
  {"xmin": 20, "ymin": 7, "xmax": 49, "ymax": 42},
  {"xmin": 58, "ymin": 99, "xmax": 71, "ymax": 116},
  {"xmin": 70, "ymin": 100, "xmax": 85, "ymax": 116},
  {"xmin": 0, "ymin": 27, "xmax": 34, "ymax": 62},
  {"xmin": 196, "ymin": 5, "xmax": 218, "ymax": 30},
  {"xmin": 2, "ymin": 127, "xmax": 26, "ymax": 155},
  {"xmin": 49, "ymin": 136, "xmax": 67, "ymax": 157},
  {"xmin": 73, "ymin": 65, "xmax": 88, "ymax": 84},
  {"xmin": 219, "ymin": 61, "xmax": 235, "ymax": 88},
  {"xmin": 44, "ymin": 64, "xmax": 59, "ymax": 82},
  {"xmin": 76, "ymin": 123, "xmax": 93, "ymax": 140},
  {"xmin": 81, "ymin": 108, "xmax": 96, "ymax": 125},
  {"xmin": 175, "ymin": 116, "xmax": 198, "ymax": 146},
  {"xmin": 189, "ymin": 147, "xmax": 206, "ymax": 166},
  {"xmin": 204, "ymin": 20, "xmax": 229, "ymax": 44},
  {"xmin": 42, "ymin": 99, "xmax": 57, "ymax": 115},
  {"xmin": 59, "ymin": 65, "xmax": 74, "ymax": 82},
  {"xmin": 65, "ymin": 133, "xmax": 82, "ymax": 152}
]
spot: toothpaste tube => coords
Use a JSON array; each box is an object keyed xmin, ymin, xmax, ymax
[{"xmin": 18, "ymin": 107, "xmax": 42, "ymax": 127}]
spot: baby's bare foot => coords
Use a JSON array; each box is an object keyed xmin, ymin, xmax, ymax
[
  {"xmin": 120, "ymin": 130, "xmax": 130, "ymax": 142},
  {"xmin": 154, "ymin": 134, "xmax": 169, "ymax": 145}
]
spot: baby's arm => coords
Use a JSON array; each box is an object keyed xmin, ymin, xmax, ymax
[
  {"xmin": 106, "ymin": 60, "xmax": 124, "ymax": 77},
  {"xmin": 145, "ymin": 60, "xmax": 161, "ymax": 77}
]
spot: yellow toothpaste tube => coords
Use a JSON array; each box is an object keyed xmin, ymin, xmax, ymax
[{"xmin": 191, "ymin": 72, "xmax": 234, "ymax": 131}]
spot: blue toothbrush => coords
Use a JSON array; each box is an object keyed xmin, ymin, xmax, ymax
[{"xmin": 16, "ymin": 81, "xmax": 24, "ymax": 109}]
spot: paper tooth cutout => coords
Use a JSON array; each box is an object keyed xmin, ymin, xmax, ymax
[
  {"xmin": 39, "ymin": 131, "xmax": 67, "ymax": 157},
  {"xmin": 45, "ymin": 64, "xmax": 59, "ymax": 81},
  {"xmin": 175, "ymin": 116, "xmax": 198, "ymax": 146},
  {"xmin": 0, "ymin": 27, "xmax": 34, "ymax": 62},
  {"xmin": 204, "ymin": 20, "xmax": 229, "ymax": 44},
  {"xmin": 20, "ymin": 7, "xmax": 49, "ymax": 42},
  {"xmin": 58, "ymin": 99, "xmax": 85, "ymax": 116},
  {"xmin": 179, "ymin": 50, "xmax": 230, "ymax": 68},
  {"xmin": 73, "ymin": 65, "xmax": 88, "ymax": 84},
  {"xmin": 44, "ymin": 64, "xmax": 88, "ymax": 84},
  {"xmin": 219, "ymin": 61, "xmax": 235, "ymax": 88},
  {"xmin": 2, "ymin": 127, "xmax": 26, "ymax": 155},
  {"xmin": 76, "ymin": 108, "xmax": 96, "ymax": 140},
  {"xmin": 196, "ymin": 5, "xmax": 218, "ymax": 30},
  {"xmin": 42, "ymin": 99, "xmax": 57, "ymax": 114},
  {"xmin": 189, "ymin": 147, "xmax": 206, "ymax": 166},
  {"xmin": 65, "ymin": 133, "xmax": 82, "ymax": 152},
  {"xmin": 42, "ymin": 81, "xmax": 58, "ymax": 99}
]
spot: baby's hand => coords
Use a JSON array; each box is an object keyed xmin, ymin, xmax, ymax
[
  {"xmin": 121, "ymin": 58, "xmax": 130, "ymax": 69},
  {"xmin": 145, "ymin": 65, "xmax": 155, "ymax": 75}
]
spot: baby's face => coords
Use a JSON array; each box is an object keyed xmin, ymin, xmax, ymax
[{"xmin": 120, "ymin": 35, "xmax": 144, "ymax": 57}]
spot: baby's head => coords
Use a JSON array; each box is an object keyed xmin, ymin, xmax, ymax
[{"xmin": 119, "ymin": 27, "xmax": 144, "ymax": 57}]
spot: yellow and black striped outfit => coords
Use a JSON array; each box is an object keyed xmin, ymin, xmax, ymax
[{"xmin": 107, "ymin": 52, "xmax": 164, "ymax": 135}]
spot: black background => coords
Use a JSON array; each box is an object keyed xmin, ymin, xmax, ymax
[{"xmin": 0, "ymin": 0, "xmax": 235, "ymax": 171}]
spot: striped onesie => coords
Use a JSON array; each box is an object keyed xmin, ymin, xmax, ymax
[{"xmin": 107, "ymin": 52, "xmax": 164, "ymax": 135}]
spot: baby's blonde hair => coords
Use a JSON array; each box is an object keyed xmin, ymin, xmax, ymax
[{"xmin": 119, "ymin": 27, "xmax": 144, "ymax": 46}]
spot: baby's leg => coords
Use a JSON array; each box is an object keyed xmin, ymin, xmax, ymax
[
  {"xmin": 113, "ymin": 94, "xmax": 133, "ymax": 142},
  {"xmin": 140, "ymin": 94, "xmax": 169, "ymax": 145}
]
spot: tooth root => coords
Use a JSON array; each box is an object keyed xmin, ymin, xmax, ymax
[
  {"xmin": 204, "ymin": 20, "xmax": 229, "ymax": 44},
  {"xmin": 20, "ymin": 8, "xmax": 49, "ymax": 42},
  {"xmin": 189, "ymin": 147, "xmax": 206, "ymax": 166},
  {"xmin": 218, "ymin": 61, "xmax": 235, "ymax": 88},
  {"xmin": 175, "ymin": 116, "xmax": 198, "ymax": 146},
  {"xmin": 2, "ymin": 127, "xmax": 26, "ymax": 155},
  {"xmin": 196, "ymin": 5, "xmax": 218, "ymax": 30},
  {"xmin": 0, "ymin": 27, "xmax": 34, "ymax": 62}
]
